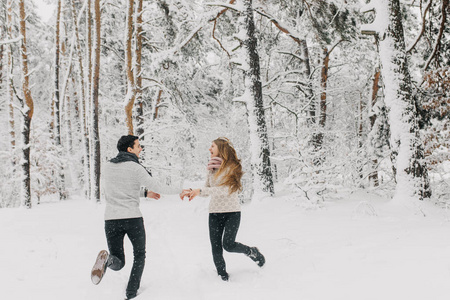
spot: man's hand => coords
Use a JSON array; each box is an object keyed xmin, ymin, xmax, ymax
[
  {"xmin": 146, "ymin": 191, "xmax": 160, "ymax": 200},
  {"xmin": 180, "ymin": 189, "xmax": 191, "ymax": 200}
]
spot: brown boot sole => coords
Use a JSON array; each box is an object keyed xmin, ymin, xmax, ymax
[{"xmin": 91, "ymin": 250, "xmax": 109, "ymax": 285}]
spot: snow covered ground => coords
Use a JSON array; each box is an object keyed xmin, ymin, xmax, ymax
[{"xmin": 2, "ymin": 185, "xmax": 450, "ymax": 300}]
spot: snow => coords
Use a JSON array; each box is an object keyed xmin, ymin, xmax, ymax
[
  {"xmin": 33, "ymin": 0, "xmax": 55, "ymax": 23},
  {"xmin": 2, "ymin": 185, "xmax": 450, "ymax": 300},
  {"xmin": 360, "ymin": 0, "xmax": 389, "ymax": 36}
]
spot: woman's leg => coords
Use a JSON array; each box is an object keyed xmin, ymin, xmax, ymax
[
  {"xmin": 222, "ymin": 212, "xmax": 251, "ymax": 255},
  {"xmin": 223, "ymin": 212, "xmax": 266, "ymax": 267},
  {"xmin": 209, "ymin": 213, "xmax": 227, "ymax": 276}
]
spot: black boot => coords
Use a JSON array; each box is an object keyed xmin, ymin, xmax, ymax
[
  {"xmin": 219, "ymin": 272, "xmax": 229, "ymax": 281},
  {"xmin": 248, "ymin": 247, "xmax": 265, "ymax": 267},
  {"xmin": 125, "ymin": 290, "xmax": 137, "ymax": 299}
]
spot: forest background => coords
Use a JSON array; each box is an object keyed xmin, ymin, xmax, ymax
[{"xmin": 0, "ymin": 0, "xmax": 449, "ymax": 208}]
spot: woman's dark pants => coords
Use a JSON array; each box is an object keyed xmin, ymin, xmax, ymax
[
  {"xmin": 209, "ymin": 212, "xmax": 251, "ymax": 276},
  {"xmin": 105, "ymin": 217, "xmax": 146, "ymax": 295}
]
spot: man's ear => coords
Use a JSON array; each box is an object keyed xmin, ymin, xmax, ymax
[{"xmin": 127, "ymin": 147, "xmax": 132, "ymax": 153}]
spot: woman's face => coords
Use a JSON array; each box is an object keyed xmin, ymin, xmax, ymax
[{"xmin": 209, "ymin": 142, "xmax": 220, "ymax": 158}]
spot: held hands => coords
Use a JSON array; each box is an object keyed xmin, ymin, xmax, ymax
[{"xmin": 179, "ymin": 188, "xmax": 200, "ymax": 201}]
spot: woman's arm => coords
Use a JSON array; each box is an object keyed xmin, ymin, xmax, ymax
[{"xmin": 189, "ymin": 185, "xmax": 230, "ymax": 201}]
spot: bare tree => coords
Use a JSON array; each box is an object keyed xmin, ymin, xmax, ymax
[
  {"xmin": 312, "ymin": 46, "xmax": 330, "ymax": 153},
  {"xmin": 6, "ymin": 0, "xmax": 15, "ymax": 148},
  {"xmin": 54, "ymin": 0, "xmax": 62, "ymax": 147},
  {"xmin": 92, "ymin": 0, "xmax": 101, "ymax": 202},
  {"xmin": 368, "ymin": 67, "xmax": 381, "ymax": 186},
  {"xmin": 18, "ymin": 0, "xmax": 34, "ymax": 208},
  {"xmin": 124, "ymin": 0, "xmax": 136, "ymax": 135},
  {"xmin": 241, "ymin": 0, "xmax": 274, "ymax": 195},
  {"xmin": 135, "ymin": 0, "xmax": 144, "ymax": 139},
  {"xmin": 54, "ymin": 0, "xmax": 67, "ymax": 200},
  {"xmin": 86, "ymin": 0, "xmax": 93, "ymax": 198},
  {"xmin": 69, "ymin": 0, "xmax": 91, "ymax": 197},
  {"xmin": 363, "ymin": 0, "xmax": 431, "ymax": 200}
]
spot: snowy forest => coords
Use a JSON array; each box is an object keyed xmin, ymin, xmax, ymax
[
  {"xmin": 2, "ymin": 1, "xmax": 450, "ymax": 299},
  {"xmin": 0, "ymin": 0, "xmax": 449, "ymax": 208}
]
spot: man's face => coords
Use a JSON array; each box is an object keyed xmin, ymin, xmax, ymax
[{"xmin": 128, "ymin": 139, "xmax": 142, "ymax": 158}]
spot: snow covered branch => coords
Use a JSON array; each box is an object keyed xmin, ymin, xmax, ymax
[
  {"xmin": 205, "ymin": 1, "xmax": 242, "ymax": 12},
  {"xmin": 277, "ymin": 51, "xmax": 305, "ymax": 63},
  {"xmin": 360, "ymin": 0, "xmax": 389, "ymax": 37},
  {"xmin": 212, "ymin": 16, "xmax": 231, "ymax": 58},
  {"xmin": 149, "ymin": 0, "xmax": 238, "ymax": 67},
  {"xmin": 0, "ymin": 36, "xmax": 23, "ymax": 45},
  {"xmin": 424, "ymin": 0, "xmax": 448, "ymax": 70},
  {"xmin": 406, "ymin": 0, "xmax": 432, "ymax": 53},
  {"xmin": 254, "ymin": 7, "xmax": 303, "ymax": 45},
  {"xmin": 263, "ymin": 69, "xmax": 309, "ymax": 88}
]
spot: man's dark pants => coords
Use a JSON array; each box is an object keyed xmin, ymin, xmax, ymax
[{"xmin": 105, "ymin": 217, "xmax": 146, "ymax": 295}]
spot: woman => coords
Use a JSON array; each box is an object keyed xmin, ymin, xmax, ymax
[{"xmin": 182, "ymin": 137, "xmax": 265, "ymax": 281}]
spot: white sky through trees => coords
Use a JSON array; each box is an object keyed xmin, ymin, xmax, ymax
[{"xmin": 33, "ymin": 0, "xmax": 55, "ymax": 23}]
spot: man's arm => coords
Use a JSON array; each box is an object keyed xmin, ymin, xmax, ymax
[{"xmin": 138, "ymin": 166, "xmax": 181, "ymax": 195}]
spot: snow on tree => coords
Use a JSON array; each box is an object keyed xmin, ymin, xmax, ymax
[
  {"xmin": 232, "ymin": 0, "xmax": 274, "ymax": 196},
  {"xmin": 361, "ymin": 0, "xmax": 431, "ymax": 201},
  {"xmin": 124, "ymin": 0, "xmax": 137, "ymax": 135},
  {"xmin": 17, "ymin": 0, "xmax": 35, "ymax": 208},
  {"xmin": 91, "ymin": 0, "xmax": 101, "ymax": 202},
  {"xmin": 69, "ymin": 0, "xmax": 91, "ymax": 197},
  {"xmin": 1, "ymin": 0, "xmax": 448, "ymax": 207}
]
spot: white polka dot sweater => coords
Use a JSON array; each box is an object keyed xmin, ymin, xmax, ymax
[{"xmin": 199, "ymin": 169, "xmax": 241, "ymax": 213}]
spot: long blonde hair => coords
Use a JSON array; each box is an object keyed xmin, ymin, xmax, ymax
[{"xmin": 213, "ymin": 137, "xmax": 243, "ymax": 194}]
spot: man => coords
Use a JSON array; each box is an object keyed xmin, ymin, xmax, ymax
[{"xmin": 91, "ymin": 135, "xmax": 184, "ymax": 300}]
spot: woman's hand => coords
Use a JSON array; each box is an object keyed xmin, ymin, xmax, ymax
[
  {"xmin": 180, "ymin": 189, "xmax": 192, "ymax": 200},
  {"xmin": 188, "ymin": 189, "xmax": 200, "ymax": 201}
]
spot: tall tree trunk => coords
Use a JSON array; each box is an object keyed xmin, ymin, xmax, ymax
[
  {"xmin": 135, "ymin": 0, "xmax": 144, "ymax": 139},
  {"xmin": 54, "ymin": 0, "xmax": 66, "ymax": 200},
  {"xmin": 124, "ymin": 0, "xmax": 136, "ymax": 135},
  {"xmin": 6, "ymin": 0, "xmax": 15, "ymax": 148},
  {"xmin": 86, "ymin": 0, "xmax": 93, "ymax": 198},
  {"xmin": 300, "ymin": 39, "xmax": 315, "ymax": 128},
  {"xmin": 242, "ymin": 0, "xmax": 274, "ymax": 195},
  {"xmin": 91, "ymin": 0, "xmax": 101, "ymax": 202},
  {"xmin": 312, "ymin": 47, "xmax": 329, "ymax": 154},
  {"xmin": 368, "ymin": 67, "xmax": 381, "ymax": 186},
  {"xmin": 70, "ymin": 0, "xmax": 91, "ymax": 197},
  {"xmin": 378, "ymin": 0, "xmax": 431, "ymax": 200},
  {"xmin": 19, "ymin": 0, "xmax": 34, "ymax": 208},
  {"xmin": 153, "ymin": 89, "xmax": 162, "ymax": 120},
  {"xmin": 0, "ymin": 44, "xmax": 3, "ymax": 92},
  {"xmin": 358, "ymin": 93, "xmax": 364, "ymax": 181},
  {"xmin": 55, "ymin": 0, "xmax": 62, "ymax": 146},
  {"xmin": 66, "ymin": 94, "xmax": 74, "ymax": 153}
]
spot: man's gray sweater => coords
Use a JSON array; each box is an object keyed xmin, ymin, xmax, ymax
[{"xmin": 102, "ymin": 161, "xmax": 181, "ymax": 220}]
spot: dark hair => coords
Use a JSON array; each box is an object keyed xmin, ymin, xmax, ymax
[{"xmin": 117, "ymin": 135, "xmax": 139, "ymax": 152}]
